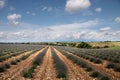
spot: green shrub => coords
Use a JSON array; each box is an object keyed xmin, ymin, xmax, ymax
[
  {"xmin": 104, "ymin": 45, "xmax": 109, "ymax": 48},
  {"xmin": 11, "ymin": 60, "xmax": 17, "ymax": 65},
  {"xmin": 22, "ymin": 70, "xmax": 32, "ymax": 78},
  {"xmin": 0, "ymin": 63, "xmax": 11, "ymax": 72},
  {"xmin": 4, "ymin": 63, "xmax": 10, "ymax": 69},
  {"xmin": 106, "ymin": 63, "xmax": 115, "ymax": 68},
  {"xmin": 22, "ymin": 65, "xmax": 36, "ymax": 78},
  {"xmin": 16, "ymin": 59, "xmax": 21, "ymax": 62},
  {"xmin": 89, "ymin": 58, "xmax": 94, "ymax": 62},
  {"xmin": 90, "ymin": 71, "xmax": 100, "ymax": 78},
  {"xmin": 85, "ymin": 67, "xmax": 93, "ymax": 72},
  {"xmin": 93, "ymin": 59, "xmax": 102, "ymax": 64},
  {"xmin": 57, "ymin": 72, "xmax": 66, "ymax": 78},
  {"xmin": 0, "ymin": 58, "xmax": 3, "ymax": 62},
  {"xmin": 114, "ymin": 67, "xmax": 120, "ymax": 72},
  {"xmin": 112, "ymin": 59, "xmax": 119, "ymax": 63},
  {"xmin": 85, "ymin": 56, "xmax": 90, "ymax": 60},
  {"xmin": 93, "ymin": 46, "xmax": 100, "ymax": 49},
  {"xmin": 108, "ymin": 58, "xmax": 112, "ymax": 61},
  {"xmin": 0, "ymin": 65, "xmax": 6, "ymax": 72},
  {"xmin": 20, "ymin": 55, "xmax": 29, "ymax": 60},
  {"xmin": 80, "ymin": 62, "xmax": 87, "ymax": 68},
  {"xmin": 100, "ymin": 75, "xmax": 110, "ymax": 80},
  {"xmin": 51, "ymin": 49, "xmax": 67, "ymax": 78},
  {"xmin": 22, "ymin": 48, "xmax": 48, "ymax": 78},
  {"xmin": 76, "ymin": 42, "xmax": 92, "ymax": 48}
]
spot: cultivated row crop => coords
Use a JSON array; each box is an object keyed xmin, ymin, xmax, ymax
[
  {"xmin": 57, "ymin": 46, "xmax": 120, "ymax": 72},
  {"xmin": 0, "ymin": 44, "xmax": 45, "ymax": 62},
  {"xmin": 0, "ymin": 48, "xmax": 42, "ymax": 73},
  {"xmin": 22, "ymin": 47, "xmax": 48, "ymax": 78},
  {"xmin": 55, "ymin": 47, "xmax": 110, "ymax": 80},
  {"xmin": 51, "ymin": 48, "xmax": 67, "ymax": 79}
]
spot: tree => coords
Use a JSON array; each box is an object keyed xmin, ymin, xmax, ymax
[{"xmin": 76, "ymin": 42, "xmax": 92, "ymax": 48}]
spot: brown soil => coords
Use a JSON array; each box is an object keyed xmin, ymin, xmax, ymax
[
  {"xmin": 0, "ymin": 48, "xmax": 45, "ymax": 80},
  {"xmin": 33, "ymin": 47, "xmax": 57, "ymax": 80},
  {"xmin": 0, "ymin": 50, "xmax": 32, "ymax": 66},
  {"xmin": 65, "ymin": 51, "xmax": 120, "ymax": 80},
  {"xmin": 54, "ymin": 48, "xmax": 93, "ymax": 80},
  {"xmin": 1, "ymin": 46, "xmax": 119, "ymax": 80}
]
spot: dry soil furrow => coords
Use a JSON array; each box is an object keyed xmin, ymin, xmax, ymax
[
  {"xmin": 65, "ymin": 51, "xmax": 120, "ymax": 80},
  {"xmin": 33, "ymin": 47, "xmax": 56, "ymax": 80},
  {"xmin": 54, "ymin": 48, "xmax": 92, "ymax": 80},
  {"xmin": 0, "ymin": 48, "xmax": 45, "ymax": 80},
  {"xmin": 0, "ymin": 50, "xmax": 32, "ymax": 66}
]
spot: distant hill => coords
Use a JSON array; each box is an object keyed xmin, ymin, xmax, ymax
[{"xmin": 89, "ymin": 41, "xmax": 120, "ymax": 48}]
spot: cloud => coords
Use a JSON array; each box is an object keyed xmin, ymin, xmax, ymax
[
  {"xmin": 0, "ymin": 0, "xmax": 5, "ymax": 9},
  {"xmin": 26, "ymin": 11, "xmax": 30, "ymax": 14},
  {"xmin": 0, "ymin": 20, "xmax": 99, "ymax": 41},
  {"xmin": 26, "ymin": 11, "xmax": 36, "ymax": 16},
  {"xmin": 115, "ymin": 17, "xmax": 120, "ymax": 23},
  {"xmin": 0, "ymin": 32, "xmax": 5, "ymax": 39},
  {"xmin": 41, "ymin": 6, "xmax": 53, "ymax": 12},
  {"xmin": 100, "ymin": 27, "xmax": 111, "ymax": 31},
  {"xmin": 50, "ymin": 19, "xmax": 98, "ymax": 31},
  {"xmin": 0, "ymin": 29, "xmax": 120, "ymax": 42},
  {"xmin": 65, "ymin": 0, "xmax": 91, "ymax": 13},
  {"xmin": 7, "ymin": 13, "xmax": 22, "ymax": 26},
  {"xmin": 42, "ymin": 6, "xmax": 47, "ymax": 11},
  {"xmin": 95, "ymin": 8, "xmax": 102, "ymax": 12},
  {"xmin": 0, "ymin": 19, "xmax": 120, "ymax": 42},
  {"xmin": 7, "ymin": 14, "xmax": 21, "ymax": 20}
]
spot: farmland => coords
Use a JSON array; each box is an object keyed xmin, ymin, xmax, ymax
[{"xmin": 0, "ymin": 43, "xmax": 120, "ymax": 80}]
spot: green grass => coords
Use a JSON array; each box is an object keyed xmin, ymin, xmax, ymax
[{"xmin": 107, "ymin": 46, "xmax": 120, "ymax": 50}]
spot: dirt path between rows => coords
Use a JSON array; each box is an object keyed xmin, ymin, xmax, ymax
[
  {"xmin": 0, "ymin": 48, "xmax": 45, "ymax": 80},
  {"xmin": 65, "ymin": 51, "xmax": 120, "ymax": 80},
  {"xmin": 0, "ymin": 50, "xmax": 33, "ymax": 66},
  {"xmin": 33, "ymin": 47, "xmax": 57, "ymax": 80},
  {"xmin": 54, "ymin": 48, "xmax": 93, "ymax": 80}
]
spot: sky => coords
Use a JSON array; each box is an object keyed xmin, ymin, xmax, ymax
[{"xmin": 0, "ymin": 0, "xmax": 120, "ymax": 42}]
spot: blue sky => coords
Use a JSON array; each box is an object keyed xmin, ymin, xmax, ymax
[{"xmin": 0, "ymin": 0, "xmax": 120, "ymax": 42}]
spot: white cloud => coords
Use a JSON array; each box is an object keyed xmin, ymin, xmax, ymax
[
  {"xmin": 42, "ymin": 6, "xmax": 47, "ymax": 11},
  {"xmin": 26, "ymin": 11, "xmax": 30, "ymax": 14},
  {"xmin": 100, "ymin": 27, "xmax": 111, "ymax": 31},
  {"xmin": 0, "ymin": 20, "xmax": 98, "ymax": 41},
  {"xmin": 0, "ymin": 29, "xmax": 120, "ymax": 42},
  {"xmin": 95, "ymin": 8, "xmax": 102, "ymax": 12},
  {"xmin": 65, "ymin": 0, "xmax": 91, "ymax": 13},
  {"xmin": 9, "ymin": 21, "xmax": 20, "ymax": 26},
  {"xmin": 7, "ymin": 13, "xmax": 22, "ymax": 26},
  {"xmin": 0, "ymin": 32, "xmax": 4, "ymax": 38},
  {"xmin": 7, "ymin": 14, "xmax": 21, "ymax": 21},
  {"xmin": 0, "ymin": 19, "xmax": 120, "ymax": 42},
  {"xmin": 41, "ymin": 6, "xmax": 53, "ymax": 12},
  {"xmin": 0, "ymin": 0, "xmax": 5, "ymax": 9},
  {"xmin": 50, "ymin": 20, "xmax": 98, "ymax": 31},
  {"xmin": 26, "ymin": 11, "xmax": 36, "ymax": 16},
  {"xmin": 115, "ymin": 17, "xmax": 120, "ymax": 23}
]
